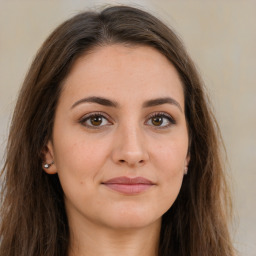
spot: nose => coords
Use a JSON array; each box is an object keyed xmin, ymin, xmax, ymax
[{"xmin": 111, "ymin": 124, "xmax": 149, "ymax": 167}]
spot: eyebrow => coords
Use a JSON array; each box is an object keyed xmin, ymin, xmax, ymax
[
  {"xmin": 71, "ymin": 96, "xmax": 182, "ymax": 112},
  {"xmin": 142, "ymin": 97, "xmax": 182, "ymax": 112},
  {"xmin": 71, "ymin": 96, "xmax": 119, "ymax": 109}
]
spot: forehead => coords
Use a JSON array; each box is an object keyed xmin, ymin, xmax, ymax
[{"xmin": 61, "ymin": 44, "xmax": 184, "ymax": 108}]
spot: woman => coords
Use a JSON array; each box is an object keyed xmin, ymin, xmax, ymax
[{"xmin": 0, "ymin": 5, "xmax": 235, "ymax": 256}]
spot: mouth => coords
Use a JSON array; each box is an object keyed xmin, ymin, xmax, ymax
[{"xmin": 102, "ymin": 176, "xmax": 155, "ymax": 195}]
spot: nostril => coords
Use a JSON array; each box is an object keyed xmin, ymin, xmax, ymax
[{"xmin": 118, "ymin": 159, "xmax": 144, "ymax": 164}]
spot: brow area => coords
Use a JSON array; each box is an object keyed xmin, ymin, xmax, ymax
[
  {"xmin": 71, "ymin": 96, "xmax": 119, "ymax": 109},
  {"xmin": 142, "ymin": 97, "xmax": 183, "ymax": 112}
]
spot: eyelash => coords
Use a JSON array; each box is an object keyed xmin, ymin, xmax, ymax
[
  {"xmin": 79, "ymin": 111, "xmax": 176, "ymax": 129},
  {"xmin": 79, "ymin": 112, "xmax": 112, "ymax": 129},
  {"xmin": 145, "ymin": 112, "xmax": 176, "ymax": 129}
]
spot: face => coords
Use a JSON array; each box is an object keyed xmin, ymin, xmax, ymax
[{"xmin": 44, "ymin": 44, "xmax": 190, "ymax": 231}]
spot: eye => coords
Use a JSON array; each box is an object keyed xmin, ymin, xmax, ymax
[
  {"xmin": 145, "ymin": 112, "xmax": 175, "ymax": 128},
  {"xmin": 79, "ymin": 112, "xmax": 112, "ymax": 128}
]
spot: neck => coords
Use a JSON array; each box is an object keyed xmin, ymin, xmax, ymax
[{"xmin": 68, "ymin": 217, "xmax": 161, "ymax": 256}]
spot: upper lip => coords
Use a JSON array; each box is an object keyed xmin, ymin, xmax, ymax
[{"xmin": 102, "ymin": 176, "xmax": 154, "ymax": 185}]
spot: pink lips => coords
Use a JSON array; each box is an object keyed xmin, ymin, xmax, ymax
[{"xmin": 102, "ymin": 176, "xmax": 154, "ymax": 195}]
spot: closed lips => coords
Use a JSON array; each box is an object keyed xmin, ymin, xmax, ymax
[
  {"xmin": 103, "ymin": 176, "xmax": 154, "ymax": 184},
  {"xmin": 102, "ymin": 176, "xmax": 155, "ymax": 194}
]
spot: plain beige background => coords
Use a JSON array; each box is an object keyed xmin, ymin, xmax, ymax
[{"xmin": 0, "ymin": 1, "xmax": 255, "ymax": 255}]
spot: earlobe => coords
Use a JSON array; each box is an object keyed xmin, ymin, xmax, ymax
[
  {"xmin": 185, "ymin": 154, "xmax": 190, "ymax": 166},
  {"xmin": 42, "ymin": 141, "xmax": 57, "ymax": 174},
  {"xmin": 184, "ymin": 154, "xmax": 190, "ymax": 175}
]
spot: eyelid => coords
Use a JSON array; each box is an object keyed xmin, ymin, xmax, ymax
[
  {"xmin": 145, "ymin": 111, "xmax": 176, "ymax": 128},
  {"xmin": 78, "ymin": 111, "xmax": 175, "ymax": 129},
  {"xmin": 79, "ymin": 111, "xmax": 113, "ymax": 128}
]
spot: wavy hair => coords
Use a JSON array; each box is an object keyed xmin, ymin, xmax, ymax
[{"xmin": 0, "ymin": 5, "xmax": 234, "ymax": 256}]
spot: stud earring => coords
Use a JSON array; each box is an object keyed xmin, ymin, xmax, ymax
[
  {"xmin": 43, "ymin": 161, "xmax": 54, "ymax": 169},
  {"xmin": 184, "ymin": 166, "xmax": 188, "ymax": 175}
]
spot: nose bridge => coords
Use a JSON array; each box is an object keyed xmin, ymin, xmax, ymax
[
  {"xmin": 111, "ymin": 119, "xmax": 149, "ymax": 166},
  {"xmin": 123, "ymin": 123, "xmax": 142, "ymax": 152}
]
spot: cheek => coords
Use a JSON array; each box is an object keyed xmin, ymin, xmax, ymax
[
  {"xmin": 153, "ymin": 138, "xmax": 188, "ymax": 172},
  {"xmin": 53, "ymin": 136, "xmax": 111, "ymax": 210},
  {"xmin": 151, "ymin": 138, "xmax": 188, "ymax": 205},
  {"xmin": 53, "ymin": 130, "xmax": 111, "ymax": 185}
]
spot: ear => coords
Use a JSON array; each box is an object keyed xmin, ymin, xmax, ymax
[
  {"xmin": 42, "ymin": 140, "xmax": 57, "ymax": 174},
  {"xmin": 185, "ymin": 153, "xmax": 190, "ymax": 167},
  {"xmin": 184, "ymin": 153, "xmax": 190, "ymax": 175}
]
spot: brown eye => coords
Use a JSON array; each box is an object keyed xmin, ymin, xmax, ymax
[
  {"xmin": 145, "ymin": 113, "xmax": 175, "ymax": 129},
  {"xmin": 152, "ymin": 116, "xmax": 163, "ymax": 126},
  {"xmin": 90, "ymin": 116, "xmax": 103, "ymax": 126},
  {"xmin": 80, "ymin": 113, "xmax": 112, "ymax": 128}
]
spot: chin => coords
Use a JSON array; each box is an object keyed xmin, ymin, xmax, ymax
[{"xmin": 100, "ymin": 207, "xmax": 162, "ymax": 230}]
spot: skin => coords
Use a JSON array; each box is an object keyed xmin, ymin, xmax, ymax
[{"xmin": 44, "ymin": 44, "xmax": 190, "ymax": 256}]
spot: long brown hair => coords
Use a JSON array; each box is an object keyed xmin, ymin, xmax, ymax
[{"xmin": 0, "ymin": 5, "xmax": 234, "ymax": 256}]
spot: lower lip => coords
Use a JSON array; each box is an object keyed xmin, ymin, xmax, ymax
[{"xmin": 103, "ymin": 183, "xmax": 153, "ymax": 195}]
